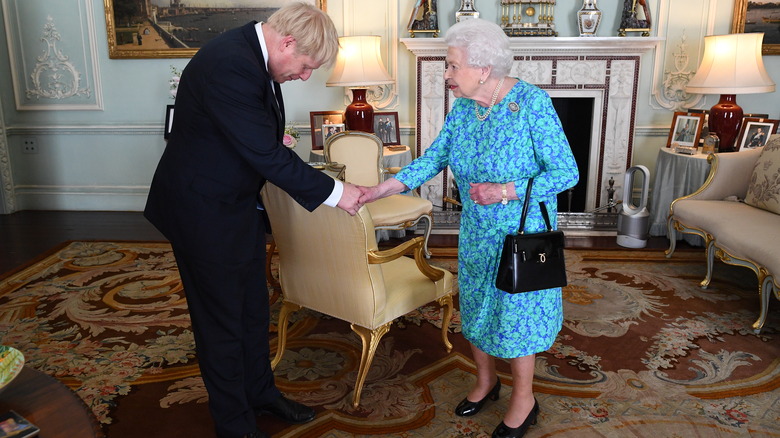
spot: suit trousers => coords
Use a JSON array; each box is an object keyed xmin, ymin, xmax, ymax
[{"xmin": 171, "ymin": 216, "xmax": 279, "ymax": 438}]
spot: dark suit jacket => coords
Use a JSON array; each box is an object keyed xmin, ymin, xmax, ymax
[{"xmin": 145, "ymin": 22, "xmax": 334, "ymax": 263}]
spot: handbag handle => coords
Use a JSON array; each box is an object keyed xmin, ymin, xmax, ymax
[{"xmin": 518, "ymin": 177, "xmax": 553, "ymax": 234}]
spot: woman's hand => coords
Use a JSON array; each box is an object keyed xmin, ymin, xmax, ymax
[
  {"xmin": 359, "ymin": 177, "xmax": 408, "ymax": 204},
  {"xmin": 469, "ymin": 182, "xmax": 515, "ymax": 205}
]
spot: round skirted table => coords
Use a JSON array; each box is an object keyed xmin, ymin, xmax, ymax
[{"xmin": 648, "ymin": 147, "xmax": 711, "ymax": 246}]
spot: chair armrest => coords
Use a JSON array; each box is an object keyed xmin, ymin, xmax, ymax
[
  {"xmin": 368, "ymin": 236, "xmax": 444, "ymax": 281},
  {"xmin": 676, "ymin": 149, "xmax": 761, "ymax": 202}
]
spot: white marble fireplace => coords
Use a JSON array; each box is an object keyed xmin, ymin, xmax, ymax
[{"xmin": 401, "ymin": 37, "xmax": 661, "ymax": 214}]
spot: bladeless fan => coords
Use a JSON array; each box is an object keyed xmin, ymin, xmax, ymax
[{"xmin": 616, "ymin": 165, "xmax": 650, "ymax": 248}]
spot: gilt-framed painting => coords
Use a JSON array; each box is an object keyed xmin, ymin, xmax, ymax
[
  {"xmin": 732, "ymin": 0, "xmax": 780, "ymax": 55},
  {"xmin": 104, "ymin": 0, "xmax": 326, "ymax": 59}
]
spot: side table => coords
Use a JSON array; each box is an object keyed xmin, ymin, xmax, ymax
[
  {"xmin": 648, "ymin": 148, "xmax": 711, "ymax": 246},
  {"xmin": 0, "ymin": 366, "xmax": 104, "ymax": 437}
]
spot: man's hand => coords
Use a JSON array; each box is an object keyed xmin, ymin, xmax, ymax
[{"xmin": 337, "ymin": 183, "xmax": 366, "ymax": 215}]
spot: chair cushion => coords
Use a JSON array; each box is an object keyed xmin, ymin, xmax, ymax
[
  {"xmin": 745, "ymin": 134, "xmax": 780, "ymax": 214},
  {"xmin": 367, "ymin": 195, "xmax": 432, "ymax": 227},
  {"xmin": 674, "ymin": 199, "xmax": 780, "ymax": 277},
  {"xmin": 378, "ymin": 257, "xmax": 453, "ymax": 327}
]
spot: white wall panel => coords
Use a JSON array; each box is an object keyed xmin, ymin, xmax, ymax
[{"xmin": 2, "ymin": 0, "xmax": 103, "ymax": 111}]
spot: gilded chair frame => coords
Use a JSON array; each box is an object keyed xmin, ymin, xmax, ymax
[
  {"xmin": 324, "ymin": 130, "xmax": 433, "ymax": 257},
  {"xmin": 261, "ymin": 183, "xmax": 454, "ymax": 407}
]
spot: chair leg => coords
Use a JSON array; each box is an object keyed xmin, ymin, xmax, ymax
[
  {"xmin": 752, "ymin": 274, "xmax": 775, "ymax": 334},
  {"xmin": 421, "ymin": 214, "xmax": 433, "ymax": 258},
  {"xmin": 700, "ymin": 240, "xmax": 715, "ymax": 289},
  {"xmin": 266, "ymin": 240, "xmax": 280, "ymax": 305},
  {"xmin": 437, "ymin": 294, "xmax": 454, "ymax": 353},
  {"xmin": 349, "ymin": 322, "xmax": 392, "ymax": 408},
  {"xmin": 271, "ymin": 301, "xmax": 301, "ymax": 370},
  {"xmin": 664, "ymin": 217, "xmax": 677, "ymax": 258}
]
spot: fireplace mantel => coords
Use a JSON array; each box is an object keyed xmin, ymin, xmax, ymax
[
  {"xmin": 401, "ymin": 37, "xmax": 662, "ymax": 214},
  {"xmin": 402, "ymin": 37, "xmax": 662, "ymax": 56}
]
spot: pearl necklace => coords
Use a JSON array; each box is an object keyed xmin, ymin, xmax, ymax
[{"xmin": 475, "ymin": 77, "xmax": 505, "ymax": 121}]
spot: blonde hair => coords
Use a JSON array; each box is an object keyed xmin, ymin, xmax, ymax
[{"xmin": 267, "ymin": 2, "xmax": 339, "ymax": 68}]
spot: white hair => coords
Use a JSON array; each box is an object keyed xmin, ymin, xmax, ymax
[{"xmin": 445, "ymin": 18, "xmax": 513, "ymax": 78}]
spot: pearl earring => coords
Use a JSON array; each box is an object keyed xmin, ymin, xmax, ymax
[{"xmin": 479, "ymin": 79, "xmax": 485, "ymax": 84}]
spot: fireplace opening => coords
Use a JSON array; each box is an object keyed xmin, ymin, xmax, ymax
[{"xmin": 552, "ymin": 97, "xmax": 593, "ymax": 213}]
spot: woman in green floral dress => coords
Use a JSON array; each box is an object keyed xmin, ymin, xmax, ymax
[{"xmin": 361, "ymin": 19, "xmax": 578, "ymax": 438}]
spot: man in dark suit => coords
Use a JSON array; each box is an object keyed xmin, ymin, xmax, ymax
[{"xmin": 144, "ymin": 4, "xmax": 363, "ymax": 438}]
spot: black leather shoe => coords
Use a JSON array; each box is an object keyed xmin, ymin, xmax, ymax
[
  {"xmin": 244, "ymin": 430, "xmax": 269, "ymax": 438},
  {"xmin": 256, "ymin": 395, "xmax": 316, "ymax": 424},
  {"xmin": 491, "ymin": 398, "xmax": 539, "ymax": 438},
  {"xmin": 454, "ymin": 378, "xmax": 501, "ymax": 417}
]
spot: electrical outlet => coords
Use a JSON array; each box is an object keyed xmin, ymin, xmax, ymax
[{"xmin": 22, "ymin": 137, "xmax": 38, "ymax": 154}]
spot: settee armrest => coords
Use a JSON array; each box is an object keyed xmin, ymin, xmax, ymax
[{"xmin": 675, "ymin": 148, "xmax": 762, "ymax": 203}]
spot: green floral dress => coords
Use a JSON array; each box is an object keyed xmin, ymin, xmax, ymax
[{"xmin": 396, "ymin": 80, "xmax": 579, "ymax": 358}]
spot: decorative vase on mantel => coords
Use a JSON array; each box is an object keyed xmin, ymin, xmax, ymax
[
  {"xmin": 456, "ymin": 0, "xmax": 479, "ymax": 22},
  {"xmin": 577, "ymin": 0, "xmax": 602, "ymax": 36}
]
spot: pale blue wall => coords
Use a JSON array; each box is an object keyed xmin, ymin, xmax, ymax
[{"xmin": 1, "ymin": 0, "xmax": 778, "ymax": 212}]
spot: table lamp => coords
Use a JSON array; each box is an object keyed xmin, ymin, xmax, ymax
[
  {"xmin": 685, "ymin": 33, "xmax": 775, "ymax": 152},
  {"xmin": 326, "ymin": 36, "xmax": 393, "ymax": 133}
]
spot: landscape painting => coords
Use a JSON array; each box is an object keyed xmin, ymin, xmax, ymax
[
  {"xmin": 733, "ymin": 0, "xmax": 780, "ymax": 54},
  {"xmin": 105, "ymin": 0, "xmax": 324, "ymax": 59}
]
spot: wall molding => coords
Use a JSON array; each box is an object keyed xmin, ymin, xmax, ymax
[
  {"xmin": 0, "ymin": 95, "xmax": 14, "ymax": 214},
  {"xmin": 336, "ymin": 0, "xmax": 399, "ymax": 110},
  {"xmin": 2, "ymin": 0, "xmax": 103, "ymax": 111},
  {"xmin": 5, "ymin": 124, "xmax": 163, "ymax": 136},
  {"xmin": 13, "ymin": 185, "xmax": 149, "ymax": 211},
  {"xmin": 650, "ymin": 0, "xmax": 715, "ymax": 111}
]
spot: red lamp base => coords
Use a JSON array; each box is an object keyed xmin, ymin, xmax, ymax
[
  {"xmin": 345, "ymin": 88, "xmax": 374, "ymax": 133},
  {"xmin": 708, "ymin": 94, "xmax": 743, "ymax": 152}
]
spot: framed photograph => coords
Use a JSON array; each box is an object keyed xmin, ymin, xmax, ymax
[
  {"xmin": 732, "ymin": 0, "xmax": 780, "ymax": 55},
  {"xmin": 309, "ymin": 111, "xmax": 344, "ymax": 150},
  {"xmin": 373, "ymin": 112, "xmax": 400, "ymax": 145},
  {"xmin": 104, "ymin": 0, "xmax": 327, "ymax": 59},
  {"xmin": 322, "ymin": 123, "xmax": 345, "ymax": 142},
  {"xmin": 667, "ymin": 111, "xmax": 705, "ymax": 148},
  {"xmin": 736, "ymin": 118, "xmax": 780, "ymax": 151},
  {"xmin": 164, "ymin": 105, "xmax": 175, "ymax": 139},
  {"xmin": 685, "ymin": 108, "xmax": 710, "ymax": 143}
]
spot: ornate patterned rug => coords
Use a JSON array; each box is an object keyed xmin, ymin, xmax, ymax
[{"xmin": 0, "ymin": 242, "xmax": 778, "ymax": 437}]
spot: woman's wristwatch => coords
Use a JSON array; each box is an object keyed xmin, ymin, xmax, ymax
[{"xmin": 501, "ymin": 183, "xmax": 508, "ymax": 205}]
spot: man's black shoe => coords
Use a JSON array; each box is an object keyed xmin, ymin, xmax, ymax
[
  {"xmin": 244, "ymin": 430, "xmax": 268, "ymax": 438},
  {"xmin": 256, "ymin": 395, "xmax": 315, "ymax": 424}
]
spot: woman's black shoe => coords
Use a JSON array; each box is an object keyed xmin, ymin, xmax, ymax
[
  {"xmin": 454, "ymin": 378, "xmax": 501, "ymax": 417},
  {"xmin": 491, "ymin": 398, "xmax": 539, "ymax": 438}
]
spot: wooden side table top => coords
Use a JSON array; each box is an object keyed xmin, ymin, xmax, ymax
[{"xmin": 0, "ymin": 366, "xmax": 104, "ymax": 438}]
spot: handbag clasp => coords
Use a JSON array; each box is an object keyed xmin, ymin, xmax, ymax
[{"xmin": 538, "ymin": 253, "xmax": 547, "ymax": 263}]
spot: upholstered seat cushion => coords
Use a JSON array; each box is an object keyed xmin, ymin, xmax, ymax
[
  {"xmin": 745, "ymin": 134, "xmax": 780, "ymax": 214},
  {"xmin": 380, "ymin": 258, "xmax": 452, "ymax": 328},
  {"xmin": 673, "ymin": 199, "xmax": 780, "ymax": 278},
  {"xmin": 367, "ymin": 195, "xmax": 432, "ymax": 227}
]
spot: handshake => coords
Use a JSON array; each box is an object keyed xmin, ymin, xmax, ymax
[{"xmin": 336, "ymin": 179, "xmax": 406, "ymax": 216}]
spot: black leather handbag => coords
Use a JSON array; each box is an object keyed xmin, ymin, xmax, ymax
[{"xmin": 496, "ymin": 178, "xmax": 567, "ymax": 294}]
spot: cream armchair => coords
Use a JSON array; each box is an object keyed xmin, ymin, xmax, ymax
[
  {"xmin": 325, "ymin": 130, "xmax": 433, "ymax": 257},
  {"xmin": 261, "ymin": 182, "xmax": 455, "ymax": 407}
]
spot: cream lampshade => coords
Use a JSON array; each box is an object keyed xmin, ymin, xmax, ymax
[
  {"xmin": 326, "ymin": 36, "xmax": 393, "ymax": 133},
  {"xmin": 685, "ymin": 33, "xmax": 775, "ymax": 152}
]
